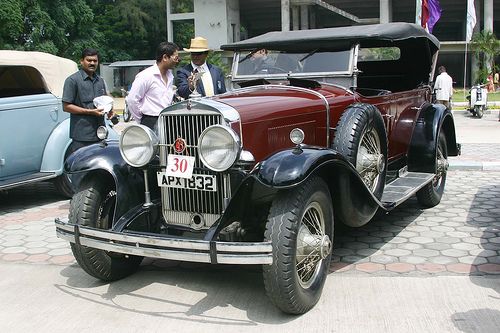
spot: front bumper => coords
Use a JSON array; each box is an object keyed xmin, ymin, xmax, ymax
[{"xmin": 55, "ymin": 218, "xmax": 273, "ymax": 265}]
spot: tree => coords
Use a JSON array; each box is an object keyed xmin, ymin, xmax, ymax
[
  {"xmin": 0, "ymin": 0, "xmax": 101, "ymax": 61},
  {"xmin": 471, "ymin": 30, "xmax": 500, "ymax": 84}
]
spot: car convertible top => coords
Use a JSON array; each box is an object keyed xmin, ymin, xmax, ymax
[{"xmin": 221, "ymin": 22, "xmax": 439, "ymax": 54}]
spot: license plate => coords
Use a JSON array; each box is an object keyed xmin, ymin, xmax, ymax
[{"xmin": 157, "ymin": 172, "xmax": 217, "ymax": 192}]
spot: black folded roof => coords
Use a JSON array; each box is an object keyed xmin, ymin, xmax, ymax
[{"xmin": 221, "ymin": 22, "xmax": 440, "ymax": 53}]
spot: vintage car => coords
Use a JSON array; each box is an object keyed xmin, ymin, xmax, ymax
[
  {"xmin": 55, "ymin": 23, "xmax": 460, "ymax": 314},
  {"xmin": 0, "ymin": 51, "xmax": 77, "ymax": 197}
]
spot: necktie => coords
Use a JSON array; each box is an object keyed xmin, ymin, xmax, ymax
[{"xmin": 199, "ymin": 67, "xmax": 214, "ymax": 97}]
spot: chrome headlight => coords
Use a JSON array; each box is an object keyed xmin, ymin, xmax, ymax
[
  {"xmin": 119, "ymin": 125, "xmax": 158, "ymax": 167},
  {"xmin": 198, "ymin": 125, "xmax": 240, "ymax": 171}
]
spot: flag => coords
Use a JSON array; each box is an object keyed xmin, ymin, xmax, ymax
[
  {"xmin": 427, "ymin": 0, "xmax": 442, "ymax": 33},
  {"xmin": 416, "ymin": 0, "xmax": 441, "ymax": 33},
  {"xmin": 466, "ymin": 0, "xmax": 477, "ymax": 42}
]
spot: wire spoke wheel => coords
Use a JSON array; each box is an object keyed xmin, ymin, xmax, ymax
[
  {"xmin": 356, "ymin": 124, "xmax": 384, "ymax": 192},
  {"xmin": 263, "ymin": 177, "xmax": 333, "ymax": 314},
  {"xmin": 296, "ymin": 202, "xmax": 331, "ymax": 288}
]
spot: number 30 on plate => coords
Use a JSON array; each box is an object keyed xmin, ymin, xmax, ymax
[{"xmin": 166, "ymin": 154, "xmax": 195, "ymax": 179}]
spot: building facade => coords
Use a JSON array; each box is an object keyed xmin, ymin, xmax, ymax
[{"xmin": 166, "ymin": 0, "xmax": 498, "ymax": 86}]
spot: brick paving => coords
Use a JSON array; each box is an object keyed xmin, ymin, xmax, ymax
[{"xmin": 0, "ymin": 171, "xmax": 499, "ymax": 277}]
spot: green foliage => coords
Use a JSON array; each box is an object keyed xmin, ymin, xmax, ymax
[
  {"xmin": 0, "ymin": 0, "xmax": 166, "ymax": 63},
  {"xmin": 471, "ymin": 31, "xmax": 500, "ymax": 84},
  {"xmin": 172, "ymin": 20, "xmax": 195, "ymax": 50},
  {"xmin": 170, "ymin": 0, "xmax": 193, "ymax": 14}
]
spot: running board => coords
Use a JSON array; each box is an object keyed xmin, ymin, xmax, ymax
[
  {"xmin": 0, "ymin": 172, "xmax": 57, "ymax": 190},
  {"xmin": 381, "ymin": 172, "xmax": 435, "ymax": 209}
]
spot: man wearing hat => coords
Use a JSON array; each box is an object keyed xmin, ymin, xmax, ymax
[{"xmin": 177, "ymin": 37, "xmax": 226, "ymax": 99}]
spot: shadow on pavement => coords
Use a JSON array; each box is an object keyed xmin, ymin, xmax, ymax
[
  {"xmin": 0, "ymin": 181, "xmax": 68, "ymax": 210},
  {"xmin": 56, "ymin": 261, "xmax": 295, "ymax": 325}
]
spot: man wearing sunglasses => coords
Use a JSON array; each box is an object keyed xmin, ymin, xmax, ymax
[
  {"xmin": 126, "ymin": 41, "xmax": 179, "ymax": 130},
  {"xmin": 177, "ymin": 37, "xmax": 226, "ymax": 99}
]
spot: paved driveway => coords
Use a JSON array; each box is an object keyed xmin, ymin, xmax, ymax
[{"xmin": 0, "ymin": 171, "xmax": 499, "ymax": 332}]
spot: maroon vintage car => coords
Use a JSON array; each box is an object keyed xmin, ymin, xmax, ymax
[{"xmin": 56, "ymin": 22, "xmax": 459, "ymax": 314}]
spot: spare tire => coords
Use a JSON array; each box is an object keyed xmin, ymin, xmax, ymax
[{"xmin": 332, "ymin": 103, "xmax": 388, "ymax": 199}]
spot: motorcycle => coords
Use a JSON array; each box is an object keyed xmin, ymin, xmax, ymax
[
  {"xmin": 466, "ymin": 83, "xmax": 488, "ymax": 118},
  {"xmin": 120, "ymin": 88, "xmax": 132, "ymax": 122}
]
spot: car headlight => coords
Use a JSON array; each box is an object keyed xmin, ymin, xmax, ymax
[
  {"xmin": 119, "ymin": 125, "xmax": 158, "ymax": 167},
  {"xmin": 198, "ymin": 125, "xmax": 241, "ymax": 171}
]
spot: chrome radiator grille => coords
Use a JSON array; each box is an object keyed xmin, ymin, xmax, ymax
[{"xmin": 158, "ymin": 112, "xmax": 228, "ymax": 229}]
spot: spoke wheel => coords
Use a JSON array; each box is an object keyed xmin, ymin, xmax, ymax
[
  {"xmin": 263, "ymin": 177, "xmax": 333, "ymax": 314},
  {"xmin": 332, "ymin": 103, "xmax": 387, "ymax": 199}
]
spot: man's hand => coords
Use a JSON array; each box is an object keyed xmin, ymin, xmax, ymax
[{"xmin": 188, "ymin": 73, "xmax": 195, "ymax": 91}]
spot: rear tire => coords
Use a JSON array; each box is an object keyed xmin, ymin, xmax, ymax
[
  {"xmin": 263, "ymin": 177, "xmax": 333, "ymax": 314},
  {"xmin": 416, "ymin": 132, "xmax": 448, "ymax": 207},
  {"xmin": 53, "ymin": 174, "xmax": 73, "ymax": 198},
  {"xmin": 475, "ymin": 105, "xmax": 484, "ymax": 118},
  {"xmin": 69, "ymin": 180, "xmax": 142, "ymax": 281}
]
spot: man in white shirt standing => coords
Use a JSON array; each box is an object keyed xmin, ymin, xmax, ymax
[
  {"xmin": 434, "ymin": 65, "xmax": 453, "ymax": 109},
  {"xmin": 126, "ymin": 42, "xmax": 179, "ymax": 130}
]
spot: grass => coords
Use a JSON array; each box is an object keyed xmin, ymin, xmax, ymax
[{"xmin": 452, "ymin": 89, "xmax": 500, "ymax": 103}]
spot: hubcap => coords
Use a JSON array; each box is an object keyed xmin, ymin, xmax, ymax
[
  {"xmin": 356, "ymin": 127, "xmax": 383, "ymax": 191},
  {"xmin": 296, "ymin": 202, "xmax": 331, "ymax": 288}
]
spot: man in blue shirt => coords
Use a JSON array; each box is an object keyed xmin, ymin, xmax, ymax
[{"xmin": 62, "ymin": 48, "xmax": 112, "ymax": 155}]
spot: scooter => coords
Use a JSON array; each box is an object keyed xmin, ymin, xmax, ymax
[
  {"xmin": 466, "ymin": 83, "xmax": 488, "ymax": 118},
  {"xmin": 120, "ymin": 88, "xmax": 132, "ymax": 122}
]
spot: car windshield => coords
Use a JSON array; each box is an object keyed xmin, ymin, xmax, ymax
[{"xmin": 234, "ymin": 49, "xmax": 352, "ymax": 78}]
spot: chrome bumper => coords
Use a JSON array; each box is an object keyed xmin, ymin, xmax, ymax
[{"xmin": 55, "ymin": 218, "xmax": 272, "ymax": 265}]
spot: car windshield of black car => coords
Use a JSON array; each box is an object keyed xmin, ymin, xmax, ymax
[{"xmin": 234, "ymin": 49, "xmax": 352, "ymax": 78}]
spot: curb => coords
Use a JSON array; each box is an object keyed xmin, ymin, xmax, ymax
[{"xmin": 449, "ymin": 159, "xmax": 500, "ymax": 171}]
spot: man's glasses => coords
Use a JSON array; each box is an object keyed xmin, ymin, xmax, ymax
[{"xmin": 169, "ymin": 55, "xmax": 180, "ymax": 61}]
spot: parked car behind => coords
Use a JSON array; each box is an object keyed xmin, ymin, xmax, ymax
[
  {"xmin": 56, "ymin": 23, "xmax": 460, "ymax": 314},
  {"xmin": 0, "ymin": 51, "xmax": 77, "ymax": 197}
]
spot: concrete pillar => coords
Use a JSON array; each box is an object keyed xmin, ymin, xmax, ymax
[
  {"xmin": 292, "ymin": 6, "xmax": 300, "ymax": 30},
  {"xmin": 379, "ymin": 0, "xmax": 392, "ymax": 24},
  {"xmin": 281, "ymin": 0, "xmax": 290, "ymax": 31},
  {"xmin": 310, "ymin": 7, "xmax": 316, "ymax": 29},
  {"xmin": 484, "ymin": 0, "xmax": 493, "ymax": 32},
  {"xmin": 300, "ymin": 5, "xmax": 309, "ymax": 30},
  {"xmin": 292, "ymin": 6, "xmax": 299, "ymax": 30}
]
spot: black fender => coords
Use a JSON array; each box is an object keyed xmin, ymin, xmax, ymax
[
  {"xmin": 408, "ymin": 103, "xmax": 459, "ymax": 173},
  {"xmin": 213, "ymin": 147, "xmax": 383, "ymax": 231},
  {"xmin": 64, "ymin": 140, "xmax": 148, "ymax": 223}
]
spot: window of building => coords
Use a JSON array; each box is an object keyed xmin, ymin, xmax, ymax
[
  {"xmin": 172, "ymin": 19, "xmax": 195, "ymax": 50},
  {"xmin": 170, "ymin": 0, "xmax": 194, "ymax": 14}
]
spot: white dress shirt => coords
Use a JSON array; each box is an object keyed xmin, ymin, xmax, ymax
[
  {"xmin": 126, "ymin": 64, "xmax": 174, "ymax": 122},
  {"xmin": 434, "ymin": 72, "xmax": 453, "ymax": 101}
]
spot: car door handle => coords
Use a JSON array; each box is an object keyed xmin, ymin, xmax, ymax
[
  {"xmin": 410, "ymin": 106, "xmax": 421, "ymax": 111},
  {"xmin": 50, "ymin": 107, "xmax": 58, "ymax": 121}
]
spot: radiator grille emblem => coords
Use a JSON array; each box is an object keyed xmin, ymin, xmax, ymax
[{"xmin": 174, "ymin": 137, "xmax": 187, "ymax": 153}]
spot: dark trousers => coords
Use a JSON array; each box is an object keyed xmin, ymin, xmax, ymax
[
  {"xmin": 140, "ymin": 115, "xmax": 159, "ymax": 131},
  {"xmin": 66, "ymin": 140, "xmax": 97, "ymax": 157}
]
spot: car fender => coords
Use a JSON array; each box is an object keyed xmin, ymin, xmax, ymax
[
  {"xmin": 40, "ymin": 118, "xmax": 71, "ymax": 174},
  {"xmin": 248, "ymin": 147, "xmax": 381, "ymax": 227},
  {"xmin": 64, "ymin": 140, "xmax": 147, "ymax": 222},
  {"xmin": 408, "ymin": 103, "xmax": 459, "ymax": 173}
]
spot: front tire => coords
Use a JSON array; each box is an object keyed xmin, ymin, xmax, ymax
[
  {"xmin": 263, "ymin": 176, "xmax": 333, "ymax": 314},
  {"xmin": 332, "ymin": 103, "xmax": 387, "ymax": 199},
  {"xmin": 69, "ymin": 180, "xmax": 142, "ymax": 281},
  {"xmin": 416, "ymin": 132, "xmax": 448, "ymax": 207}
]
